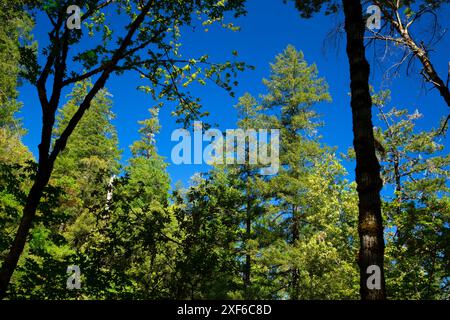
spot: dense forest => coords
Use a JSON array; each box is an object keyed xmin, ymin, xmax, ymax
[{"xmin": 0, "ymin": 0, "xmax": 449, "ymax": 300}]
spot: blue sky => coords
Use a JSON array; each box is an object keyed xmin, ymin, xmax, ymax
[{"xmin": 17, "ymin": 0, "xmax": 449, "ymax": 188}]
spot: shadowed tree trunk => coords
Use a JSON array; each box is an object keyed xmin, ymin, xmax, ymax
[
  {"xmin": 342, "ymin": 0, "xmax": 386, "ymax": 300},
  {"xmin": 290, "ymin": 0, "xmax": 388, "ymax": 299},
  {"xmin": 0, "ymin": 164, "xmax": 52, "ymax": 298}
]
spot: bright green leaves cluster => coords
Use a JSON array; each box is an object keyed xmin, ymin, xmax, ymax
[{"xmin": 137, "ymin": 55, "xmax": 253, "ymax": 127}]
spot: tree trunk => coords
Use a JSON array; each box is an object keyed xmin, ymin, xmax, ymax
[
  {"xmin": 342, "ymin": 0, "xmax": 386, "ymax": 300},
  {"xmin": 0, "ymin": 163, "xmax": 52, "ymax": 298},
  {"xmin": 0, "ymin": 1, "xmax": 156, "ymax": 299},
  {"xmin": 0, "ymin": 47, "xmax": 113, "ymax": 300}
]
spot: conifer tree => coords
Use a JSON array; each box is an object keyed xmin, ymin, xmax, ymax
[
  {"xmin": 226, "ymin": 46, "xmax": 359, "ymax": 299},
  {"xmin": 372, "ymin": 91, "xmax": 450, "ymax": 299},
  {"xmin": 79, "ymin": 107, "xmax": 173, "ymax": 298},
  {"xmin": 9, "ymin": 82, "xmax": 121, "ymax": 298}
]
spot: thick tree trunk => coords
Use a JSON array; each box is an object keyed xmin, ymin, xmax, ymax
[{"xmin": 342, "ymin": 0, "xmax": 386, "ymax": 300}]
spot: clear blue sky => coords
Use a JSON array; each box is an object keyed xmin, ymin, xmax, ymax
[{"xmin": 18, "ymin": 0, "xmax": 449, "ymax": 188}]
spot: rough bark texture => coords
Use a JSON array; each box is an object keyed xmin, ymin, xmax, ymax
[{"xmin": 342, "ymin": 0, "xmax": 387, "ymax": 300}]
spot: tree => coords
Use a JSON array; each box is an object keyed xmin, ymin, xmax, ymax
[
  {"xmin": 372, "ymin": 90, "xmax": 450, "ymax": 299},
  {"xmin": 229, "ymin": 94, "xmax": 269, "ymax": 299},
  {"xmin": 0, "ymin": 0, "xmax": 34, "ymax": 133},
  {"xmin": 222, "ymin": 46, "xmax": 359, "ymax": 299},
  {"xmin": 52, "ymin": 82, "xmax": 121, "ymax": 249},
  {"xmin": 342, "ymin": 0, "xmax": 386, "ymax": 300},
  {"xmin": 0, "ymin": 0, "xmax": 248, "ymax": 298},
  {"xmin": 75, "ymin": 107, "xmax": 173, "ymax": 299},
  {"xmin": 250, "ymin": 46, "xmax": 358, "ymax": 299},
  {"xmin": 289, "ymin": 0, "xmax": 387, "ymax": 299}
]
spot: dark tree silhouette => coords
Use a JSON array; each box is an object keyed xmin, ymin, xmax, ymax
[{"xmin": 289, "ymin": 0, "xmax": 387, "ymax": 299}]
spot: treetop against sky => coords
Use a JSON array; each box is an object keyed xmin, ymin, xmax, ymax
[{"xmin": 17, "ymin": 0, "xmax": 449, "ymax": 186}]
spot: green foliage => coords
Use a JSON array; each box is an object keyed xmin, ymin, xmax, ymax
[
  {"xmin": 0, "ymin": 0, "xmax": 34, "ymax": 133},
  {"xmin": 2, "ymin": 3, "xmax": 448, "ymax": 297},
  {"xmin": 78, "ymin": 109, "xmax": 173, "ymax": 299},
  {"xmin": 0, "ymin": 0, "xmax": 34, "ymax": 275},
  {"xmin": 235, "ymin": 46, "xmax": 358, "ymax": 300},
  {"xmin": 170, "ymin": 46, "xmax": 359, "ymax": 300},
  {"xmin": 9, "ymin": 82, "xmax": 122, "ymax": 299},
  {"xmin": 22, "ymin": 0, "xmax": 250, "ymax": 126},
  {"xmin": 372, "ymin": 90, "xmax": 450, "ymax": 299},
  {"xmin": 171, "ymin": 171, "xmax": 243, "ymax": 299}
]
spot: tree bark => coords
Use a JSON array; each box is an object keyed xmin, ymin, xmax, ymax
[{"xmin": 342, "ymin": 0, "xmax": 387, "ymax": 300}]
